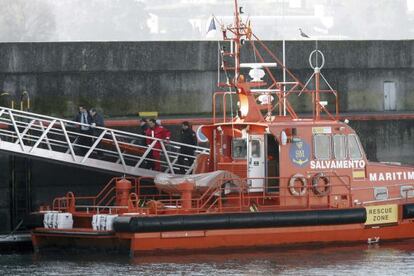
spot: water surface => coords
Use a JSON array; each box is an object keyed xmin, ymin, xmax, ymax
[{"xmin": 1, "ymin": 241, "xmax": 414, "ymax": 275}]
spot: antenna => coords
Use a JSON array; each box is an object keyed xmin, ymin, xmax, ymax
[{"xmin": 215, "ymin": 0, "xmax": 338, "ymax": 122}]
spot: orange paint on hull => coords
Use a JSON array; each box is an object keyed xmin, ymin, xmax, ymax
[
  {"xmin": 31, "ymin": 221, "xmax": 414, "ymax": 255},
  {"xmin": 126, "ymin": 221, "xmax": 414, "ymax": 254}
]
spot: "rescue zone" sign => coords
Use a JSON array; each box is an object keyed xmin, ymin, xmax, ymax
[{"xmin": 365, "ymin": 204, "xmax": 398, "ymax": 226}]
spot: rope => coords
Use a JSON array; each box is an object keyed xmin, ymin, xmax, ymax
[{"xmin": 0, "ymin": 219, "xmax": 24, "ymax": 240}]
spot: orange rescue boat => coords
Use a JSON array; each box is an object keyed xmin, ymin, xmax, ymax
[{"xmin": 31, "ymin": 0, "xmax": 414, "ymax": 256}]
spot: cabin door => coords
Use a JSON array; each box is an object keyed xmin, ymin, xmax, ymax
[
  {"xmin": 247, "ymin": 134, "xmax": 266, "ymax": 192},
  {"xmin": 266, "ymin": 134, "xmax": 279, "ymax": 193}
]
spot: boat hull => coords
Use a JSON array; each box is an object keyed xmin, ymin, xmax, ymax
[
  {"xmin": 125, "ymin": 221, "xmax": 414, "ymax": 255},
  {"xmin": 31, "ymin": 219, "xmax": 414, "ymax": 256},
  {"xmin": 31, "ymin": 228, "xmax": 129, "ymax": 253}
]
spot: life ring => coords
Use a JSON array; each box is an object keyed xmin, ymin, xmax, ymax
[
  {"xmin": 288, "ymin": 174, "xmax": 307, "ymax": 196},
  {"xmin": 146, "ymin": 200, "xmax": 165, "ymax": 214},
  {"xmin": 312, "ymin": 173, "xmax": 331, "ymax": 196}
]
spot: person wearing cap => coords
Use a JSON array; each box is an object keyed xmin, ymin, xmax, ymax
[{"xmin": 145, "ymin": 119, "xmax": 171, "ymax": 171}]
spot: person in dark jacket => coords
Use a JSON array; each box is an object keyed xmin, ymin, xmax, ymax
[
  {"xmin": 89, "ymin": 108, "xmax": 105, "ymax": 135},
  {"xmin": 137, "ymin": 117, "xmax": 149, "ymax": 146},
  {"xmin": 73, "ymin": 105, "xmax": 93, "ymax": 155},
  {"xmin": 89, "ymin": 108, "xmax": 105, "ymax": 159},
  {"xmin": 178, "ymin": 121, "xmax": 197, "ymax": 174},
  {"xmin": 74, "ymin": 105, "xmax": 93, "ymax": 126}
]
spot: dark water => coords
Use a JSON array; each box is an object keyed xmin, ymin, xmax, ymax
[{"xmin": 1, "ymin": 242, "xmax": 414, "ymax": 275}]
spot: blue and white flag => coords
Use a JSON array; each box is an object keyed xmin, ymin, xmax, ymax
[
  {"xmin": 207, "ymin": 17, "xmax": 216, "ymax": 32},
  {"xmin": 206, "ymin": 16, "xmax": 217, "ymax": 38}
]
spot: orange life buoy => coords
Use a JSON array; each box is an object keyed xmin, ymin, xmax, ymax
[
  {"xmin": 312, "ymin": 173, "xmax": 331, "ymax": 196},
  {"xmin": 146, "ymin": 200, "xmax": 165, "ymax": 214},
  {"xmin": 288, "ymin": 174, "xmax": 307, "ymax": 196}
]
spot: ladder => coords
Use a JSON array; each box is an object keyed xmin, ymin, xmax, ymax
[{"xmin": 0, "ymin": 107, "xmax": 209, "ymax": 177}]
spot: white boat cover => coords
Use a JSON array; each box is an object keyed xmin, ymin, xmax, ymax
[{"xmin": 154, "ymin": 170, "xmax": 246, "ymax": 195}]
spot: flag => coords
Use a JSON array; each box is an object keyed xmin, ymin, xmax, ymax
[
  {"xmin": 207, "ymin": 17, "xmax": 216, "ymax": 33},
  {"xmin": 206, "ymin": 16, "xmax": 217, "ymax": 38}
]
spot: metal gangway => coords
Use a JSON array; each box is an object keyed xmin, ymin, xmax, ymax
[{"xmin": 0, "ymin": 107, "xmax": 210, "ymax": 177}]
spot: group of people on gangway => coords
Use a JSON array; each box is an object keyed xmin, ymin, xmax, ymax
[{"xmin": 73, "ymin": 104, "xmax": 198, "ymax": 173}]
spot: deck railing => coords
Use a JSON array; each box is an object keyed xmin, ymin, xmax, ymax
[
  {"xmin": 212, "ymin": 88, "xmax": 339, "ymax": 124},
  {"xmin": 51, "ymin": 173, "xmax": 414, "ymax": 216}
]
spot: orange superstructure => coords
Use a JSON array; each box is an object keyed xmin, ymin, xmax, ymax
[{"xmin": 31, "ymin": 0, "xmax": 414, "ymax": 256}]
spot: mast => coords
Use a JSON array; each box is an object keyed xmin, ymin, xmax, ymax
[
  {"xmin": 215, "ymin": 0, "xmax": 338, "ymax": 123},
  {"xmin": 233, "ymin": 0, "xmax": 241, "ymax": 83},
  {"xmin": 315, "ymin": 66, "xmax": 321, "ymax": 120}
]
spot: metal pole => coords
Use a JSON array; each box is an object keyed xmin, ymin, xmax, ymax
[
  {"xmin": 283, "ymin": 40, "xmax": 286, "ymax": 116},
  {"xmin": 315, "ymin": 67, "xmax": 320, "ymax": 120}
]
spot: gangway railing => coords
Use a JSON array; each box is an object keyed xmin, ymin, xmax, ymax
[{"xmin": 0, "ymin": 107, "xmax": 209, "ymax": 177}]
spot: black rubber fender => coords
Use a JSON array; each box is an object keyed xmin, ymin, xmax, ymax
[
  {"xmin": 403, "ymin": 203, "xmax": 414, "ymax": 219},
  {"xmin": 113, "ymin": 208, "xmax": 367, "ymax": 233}
]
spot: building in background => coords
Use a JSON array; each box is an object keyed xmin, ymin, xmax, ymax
[{"xmin": 0, "ymin": 0, "xmax": 412, "ymax": 42}]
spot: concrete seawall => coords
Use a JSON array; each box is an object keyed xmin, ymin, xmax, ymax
[{"xmin": 0, "ymin": 40, "xmax": 413, "ymax": 117}]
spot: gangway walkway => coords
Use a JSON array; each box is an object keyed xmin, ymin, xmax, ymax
[{"xmin": 0, "ymin": 107, "xmax": 209, "ymax": 177}]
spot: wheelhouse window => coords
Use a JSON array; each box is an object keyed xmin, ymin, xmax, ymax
[
  {"xmin": 348, "ymin": 134, "xmax": 363, "ymax": 159},
  {"xmin": 250, "ymin": 140, "xmax": 261, "ymax": 158},
  {"xmin": 333, "ymin": 135, "xmax": 347, "ymax": 160},
  {"xmin": 232, "ymin": 138, "xmax": 247, "ymax": 159},
  {"xmin": 314, "ymin": 134, "xmax": 331, "ymax": 160}
]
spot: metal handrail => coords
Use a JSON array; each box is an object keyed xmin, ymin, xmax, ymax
[
  {"xmin": 0, "ymin": 106, "xmax": 208, "ymax": 150},
  {"xmin": 0, "ymin": 106, "xmax": 210, "ymax": 176}
]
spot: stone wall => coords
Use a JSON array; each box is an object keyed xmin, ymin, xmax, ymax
[{"xmin": 0, "ymin": 40, "xmax": 412, "ymax": 117}]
